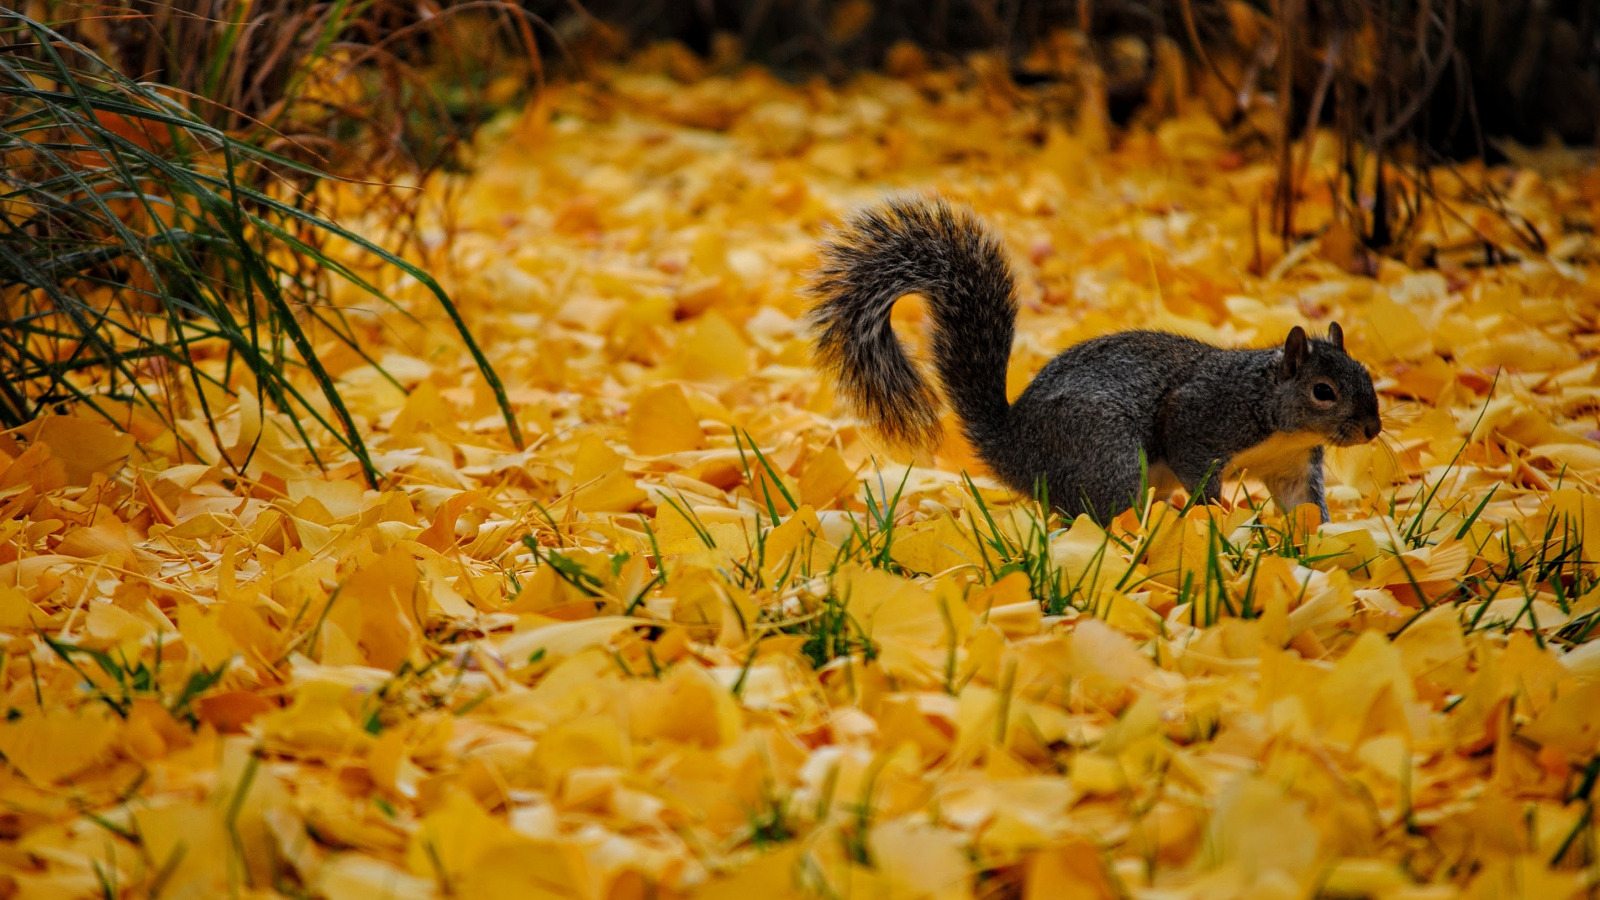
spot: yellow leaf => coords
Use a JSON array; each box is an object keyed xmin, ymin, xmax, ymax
[
  {"xmin": 890, "ymin": 516, "xmax": 983, "ymax": 574},
  {"xmin": 319, "ymin": 855, "xmax": 437, "ymax": 900},
  {"xmin": 653, "ymin": 498, "xmax": 712, "ymax": 555},
  {"xmin": 677, "ymin": 311, "xmax": 750, "ymax": 382},
  {"xmin": 55, "ymin": 513, "xmax": 137, "ymax": 564},
  {"xmin": 572, "ymin": 467, "xmax": 648, "ymax": 514},
  {"xmin": 287, "ymin": 475, "xmax": 367, "ymax": 522},
  {"xmin": 455, "ymin": 838, "xmax": 588, "ymax": 900},
  {"xmin": 1049, "ymin": 515, "xmax": 1128, "ymax": 600},
  {"xmin": 1316, "ymin": 630, "xmax": 1421, "ymax": 748},
  {"xmin": 1024, "ymin": 840, "xmax": 1118, "ymax": 900},
  {"xmin": 695, "ymin": 845, "xmax": 806, "ymax": 900},
  {"xmin": 1206, "ymin": 775, "xmax": 1320, "ymax": 885},
  {"xmin": 415, "ymin": 490, "xmax": 483, "ymax": 552},
  {"xmin": 1141, "ymin": 503, "xmax": 1225, "ymax": 590},
  {"xmin": 630, "ymin": 663, "xmax": 743, "ymax": 748},
  {"xmin": 329, "ymin": 546, "xmax": 424, "ymax": 670},
  {"xmin": 15, "ymin": 414, "xmax": 135, "ymax": 485},
  {"xmin": 763, "ymin": 505, "xmax": 833, "ymax": 578},
  {"xmin": 628, "ymin": 383, "xmax": 706, "ymax": 456},
  {"xmin": 132, "ymin": 801, "xmax": 231, "ymax": 898},
  {"xmin": 495, "ymin": 616, "xmax": 641, "ymax": 668},
  {"xmin": 1520, "ymin": 678, "xmax": 1600, "ymax": 757},
  {"xmin": 257, "ymin": 680, "xmax": 370, "ymax": 756},
  {"xmin": 1362, "ymin": 292, "xmax": 1433, "ymax": 362},
  {"xmin": 970, "ymin": 571, "xmax": 1042, "ymax": 637},
  {"xmin": 1393, "ymin": 603, "xmax": 1470, "ymax": 688},
  {"xmin": 839, "ymin": 564, "xmax": 971, "ymax": 680},
  {"xmin": 176, "ymin": 603, "xmax": 237, "ymax": 670},
  {"xmin": 1320, "ymin": 859, "xmax": 1412, "ymax": 897},
  {"xmin": 0, "ymin": 705, "xmax": 118, "ymax": 784},
  {"xmin": 1068, "ymin": 752, "xmax": 1126, "ymax": 796},
  {"xmin": 1065, "ymin": 617, "xmax": 1155, "ymax": 689},
  {"xmin": 84, "ymin": 602, "xmax": 153, "ymax": 650},
  {"xmin": 799, "ymin": 445, "xmax": 857, "ymax": 508},
  {"xmin": 532, "ymin": 716, "xmax": 626, "ymax": 789},
  {"xmin": 1307, "ymin": 517, "xmax": 1387, "ymax": 572},
  {"xmin": 406, "ymin": 789, "xmax": 560, "ymax": 893},
  {"xmin": 572, "ymin": 433, "xmax": 625, "ymax": 484},
  {"xmin": 0, "ymin": 582, "xmax": 49, "ymax": 629},
  {"xmin": 869, "ymin": 818, "xmax": 973, "ymax": 899}
]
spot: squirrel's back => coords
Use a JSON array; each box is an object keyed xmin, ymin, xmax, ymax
[{"xmin": 807, "ymin": 196, "xmax": 1017, "ymax": 454}]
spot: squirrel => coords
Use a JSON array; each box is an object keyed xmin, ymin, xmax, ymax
[{"xmin": 806, "ymin": 195, "xmax": 1383, "ymax": 523}]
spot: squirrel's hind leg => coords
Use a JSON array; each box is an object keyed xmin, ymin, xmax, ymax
[{"xmin": 1042, "ymin": 436, "xmax": 1154, "ymax": 523}]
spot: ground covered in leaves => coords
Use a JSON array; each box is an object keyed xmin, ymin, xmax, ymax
[{"xmin": 8, "ymin": 45, "xmax": 1600, "ymax": 900}]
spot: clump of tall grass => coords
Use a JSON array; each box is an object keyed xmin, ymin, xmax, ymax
[
  {"xmin": 0, "ymin": 12, "xmax": 523, "ymax": 482},
  {"xmin": 33, "ymin": 1, "xmax": 551, "ymax": 174}
]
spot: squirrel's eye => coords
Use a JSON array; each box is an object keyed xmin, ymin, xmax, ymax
[{"xmin": 1313, "ymin": 382, "xmax": 1337, "ymax": 402}]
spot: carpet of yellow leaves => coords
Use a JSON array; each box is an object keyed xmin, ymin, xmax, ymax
[{"xmin": 7, "ymin": 46, "xmax": 1600, "ymax": 900}]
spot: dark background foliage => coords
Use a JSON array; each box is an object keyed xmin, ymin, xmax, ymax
[{"xmin": 564, "ymin": 0, "xmax": 1599, "ymax": 156}]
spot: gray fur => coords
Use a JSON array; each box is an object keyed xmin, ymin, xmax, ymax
[{"xmin": 806, "ymin": 197, "xmax": 1383, "ymax": 523}]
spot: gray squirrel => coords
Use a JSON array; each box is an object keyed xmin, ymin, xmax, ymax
[{"xmin": 807, "ymin": 196, "xmax": 1383, "ymax": 523}]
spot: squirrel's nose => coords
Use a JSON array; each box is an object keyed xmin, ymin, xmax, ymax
[{"xmin": 1364, "ymin": 419, "xmax": 1382, "ymax": 441}]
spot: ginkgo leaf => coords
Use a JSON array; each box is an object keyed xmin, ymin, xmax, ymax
[
  {"xmin": 0, "ymin": 706, "xmax": 119, "ymax": 785},
  {"xmin": 628, "ymin": 383, "xmax": 707, "ymax": 456}
]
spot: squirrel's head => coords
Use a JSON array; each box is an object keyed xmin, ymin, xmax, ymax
[{"xmin": 1273, "ymin": 322, "xmax": 1382, "ymax": 446}]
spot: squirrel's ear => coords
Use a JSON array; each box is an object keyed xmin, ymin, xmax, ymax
[
  {"xmin": 1280, "ymin": 326, "xmax": 1308, "ymax": 378},
  {"xmin": 1328, "ymin": 321, "xmax": 1345, "ymax": 351}
]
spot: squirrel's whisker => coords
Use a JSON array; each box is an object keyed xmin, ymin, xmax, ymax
[
  {"xmin": 1376, "ymin": 400, "xmax": 1424, "ymax": 429},
  {"xmin": 1374, "ymin": 434, "xmax": 1405, "ymax": 469}
]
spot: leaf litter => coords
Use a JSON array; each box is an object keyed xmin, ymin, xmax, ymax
[{"xmin": 6, "ymin": 45, "xmax": 1600, "ymax": 900}]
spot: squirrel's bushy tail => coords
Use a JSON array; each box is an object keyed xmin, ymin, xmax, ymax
[{"xmin": 807, "ymin": 196, "xmax": 1018, "ymax": 452}]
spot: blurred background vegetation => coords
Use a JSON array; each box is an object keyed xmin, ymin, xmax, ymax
[
  {"xmin": 584, "ymin": 1, "xmax": 1599, "ymax": 154},
  {"xmin": 3, "ymin": 0, "xmax": 1595, "ymax": 475}
]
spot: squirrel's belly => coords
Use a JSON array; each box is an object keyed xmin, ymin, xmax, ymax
[{"xmin": 1223, "ymin": 431, "xmax": 1323, "ymax": 481}]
